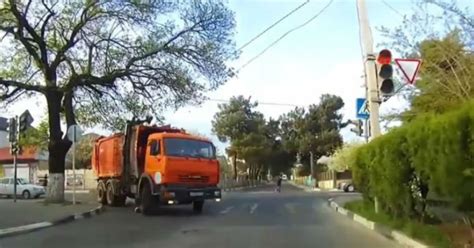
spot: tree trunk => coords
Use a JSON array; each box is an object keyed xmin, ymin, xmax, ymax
[
  {"xmin": 45, "ymin": 90, "xmax": 70, "ymax": 203},
  {"xmin": 255, "ymin": 165, "xmax": 262, "ymax": 181},
  {"xmin": 232, "ymin": 154, "xmax": 237, "ymax": 180}
]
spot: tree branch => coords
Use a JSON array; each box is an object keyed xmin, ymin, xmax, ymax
[
  {"xmin": 9, "ymin": 0, "xmax": 48, "ymax": 66},
  {"xmin": 40, "ymin": 0, "xmax": 56, "ymax": 40},
  {"xmin": 0, "ymin": 78, "xmax": 44, "ymax": 93},
  {"xmin": 50, "ymin": 1, "xmax": 99, "ymax": 71},
  {"xmin": 126, "ymin": 21, "xmax": 204, "ymax": 69}
]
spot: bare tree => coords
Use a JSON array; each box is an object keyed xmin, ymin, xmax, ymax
[{"xmin": 0, "ymin": 0, "xmax": 237, "ymax": 202}]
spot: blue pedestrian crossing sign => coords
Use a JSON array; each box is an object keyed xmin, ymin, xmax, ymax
[{"xmin": 356, "ymin": 98, "xmax": 369, "ymax": 119}]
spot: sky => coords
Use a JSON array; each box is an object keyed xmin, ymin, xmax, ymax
[
  {"xmin": 163, "ymin": 0, "xmax": 416, "ymax": 151},
  {"xmin": 1, "ymin": 0, "xmax": 423, "ymax": 153}
]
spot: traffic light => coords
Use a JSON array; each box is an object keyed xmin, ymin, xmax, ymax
[
  {"xmin": 7, "ymin": 117, "xmax": 17, "ymax": 142},
  {"xmin": 18, "ymin": 110, "xmax": 32, "ymax": 133},
  {"xmin": 377, "ymin": 49, "xmax": 394, "ymax": 97},
  {"xmin": 349, "ymin": 119, "xmax": 363, "ymax": 136}
]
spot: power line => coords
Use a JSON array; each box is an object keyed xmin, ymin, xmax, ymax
[
  {"xmin": 207, "ymin": 98, "xmax": 304, "ymax": 108},
  {"xmin": 237, "ymin": 0, "xmax": 335, "ymax": 72},
  {"xmin": 237, "ymin": 0, "xmax": 310, "ymax": 51},
  {"xmin": 381, "ymin": 0, "xmax": 405, "ymax": 18}
]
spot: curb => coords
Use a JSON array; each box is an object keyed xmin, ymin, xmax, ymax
[
  {"xmin": 0, "ymin": 205, "xmax": 105, "ymax": 239},
  {"xmin": 222, "ymin": 183, "xmax": 265, "ymax": 192},
  {"xmin": 328, "ymin": 198, "xmax": 429, "ymax": 248}
]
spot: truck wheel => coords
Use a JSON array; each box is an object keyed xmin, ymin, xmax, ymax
[
  {"xmin": 193, "ymin": 200, "xmax": 204, "ymax": 214},
  {"xmin": 140, "ymin": 184, "xmax": 155, "ymax": 215},
  {"xmin": 106, "ymin": 183, "xmax": 126, "ymax": 207},
  {"xmin": 97, "ymin": 181, "xmax": 107, "ymax": 205},
  {"xmin": 106, "ymin": 183, "xmax": 115, "ymax": 206}
]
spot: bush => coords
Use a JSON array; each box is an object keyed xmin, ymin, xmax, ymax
[{"xmin": 352, "ymin": 101, "xmax": 474, "ymax": 219}]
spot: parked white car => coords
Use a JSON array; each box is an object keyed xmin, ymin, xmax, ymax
[{"xmin": 0, "ymin": 177, "xmax": 46, "ymax": 199}]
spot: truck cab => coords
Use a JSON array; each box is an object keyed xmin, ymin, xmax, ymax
[{"xmin": 140, "ymin": 132, "xmax": 221, "ymax": 210}]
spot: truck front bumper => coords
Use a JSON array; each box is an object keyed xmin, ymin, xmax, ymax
[{"xmin": 155, "ymin": 185, "xmax": 221, "ymax": 204}]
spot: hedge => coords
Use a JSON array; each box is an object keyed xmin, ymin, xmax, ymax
[{"xmin": 352, "ymin": 101, "xmax": 474, "ymax": 218}]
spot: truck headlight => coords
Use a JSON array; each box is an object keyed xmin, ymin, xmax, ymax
[
  {"xmin": 154, "ymin": 172, "xmax": 162, "ymax": 184},
  {"xmin": 214, "ymin": 191, "xmax": 220, "ymax": 196}
]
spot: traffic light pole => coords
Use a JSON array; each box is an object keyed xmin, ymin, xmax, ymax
[
  {"xmin": 364, "ymin": 119, "xmax": 369, "ymax": 143},
  {"xmin": 13, "ymin": 150, "xmax": 18, "ymax": 202},
  {"xmin": 13, "ymin": 116, "xmax": 19, "ymax": 203},
  {"xmin": 310, "ymin": 151, "xmax": 314, "ymax": 187},
  {"xmin": 356, "ymin": 0, "xmax": 381, "ymax": 213}
]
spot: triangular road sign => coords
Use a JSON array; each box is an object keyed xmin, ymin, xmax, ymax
[{"xmin": 395, "ymin": 58, "xmax": 421, "ymax": 84}]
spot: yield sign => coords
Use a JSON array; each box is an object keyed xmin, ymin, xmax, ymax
[{"xmin": 395, "ymin": 58, "xmax": 421, "ymax": 84}]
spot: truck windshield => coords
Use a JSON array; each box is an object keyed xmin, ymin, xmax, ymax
[{"xmin": 164, "ymin": 138, "xmax": 215, "ymax": 159}]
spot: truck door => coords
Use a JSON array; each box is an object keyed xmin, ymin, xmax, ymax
[{"xmin": 145, "ymin": 139, "xmax": 164, "ymax": 183}]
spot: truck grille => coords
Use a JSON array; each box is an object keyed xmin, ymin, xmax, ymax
[{"xmin": 178, "ymin": 175, "xmax": 209, "ymax": 183}]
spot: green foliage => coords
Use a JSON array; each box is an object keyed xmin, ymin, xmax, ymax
[
  {"xmin": 279, "ymin": 94, "xmax": 345, "ymax": 175},
  {"xmin": 19, "ymin": 119, "xmax": 49, "ymax": 150},
  {"xmin": 405, "ymin": 33, "xmax": 474, "ymax": 118},
  {"xmin": 212, "ymin": 96, "xmax": 295, "ymax": 178},
  {"xmin": 328, "ymin": 142, "xmax": 363, "ymax": 172},
  {"xmin": 212, "ymin": 94, "xmax": 346, "ymax": 179},
  {"xmin": 66, "ymin": 134, "xmax": 99, "ymax": 170},
  {"xmin": 379, "ymin": 2, "xmax": 474, "ymax": 121},
  {"xmin": 353, "ymin": 101, "xmax": 474, "ymax": 219}
]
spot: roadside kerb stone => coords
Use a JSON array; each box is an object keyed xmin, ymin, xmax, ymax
[
  {"xmin": 328, "ymin": 198, "xmax": 429, "ymax": 248},
  {"xmin": 0, "ymin": 205, "xmax": 105, "ymax": 239}
]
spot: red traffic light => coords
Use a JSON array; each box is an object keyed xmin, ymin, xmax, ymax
[{"xmin": 377, "ymin": 49, "xmax": 392, "ymax": 65}]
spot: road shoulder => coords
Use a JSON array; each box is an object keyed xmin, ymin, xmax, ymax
[{"xmin": 328, "ymin": 198, "xmax": 429, "ymax": 248}]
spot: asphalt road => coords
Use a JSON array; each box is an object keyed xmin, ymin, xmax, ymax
[{"xmin": 0, "ymin": 183, "xmax": 399, "ymax": 248}]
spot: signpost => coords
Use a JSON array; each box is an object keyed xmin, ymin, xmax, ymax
[
  {"xmin": 8, "ymin": 110, "xmax": 34, "ymax": 202},
  {"xmin": 356, "ymin": 98, "xmax": 369, "ymax": 119},
  {"xmin": 395, "ymin": 58, "xmax": 422, "ymax": 84},
  {"xmin": 67, "ymin": 125, "xmax": 83, "ymax": 205}
]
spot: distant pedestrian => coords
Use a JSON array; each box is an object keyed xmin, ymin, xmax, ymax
[{"xmin": 276, "ymin": 174, "xmax": 282, "ymax": 192}]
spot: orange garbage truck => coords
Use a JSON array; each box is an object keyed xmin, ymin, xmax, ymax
[{"xmin": 92, "ymin": 118, "xmax": 221, "ymax": 214}]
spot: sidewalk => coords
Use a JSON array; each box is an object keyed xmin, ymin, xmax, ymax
[
  {"xmin": 0, "ymin": 191, "xmax": 99, "ymax": 230},
  {"xmin": 288, "ymin": 181, "xmax": 343, "ymax": 192}
]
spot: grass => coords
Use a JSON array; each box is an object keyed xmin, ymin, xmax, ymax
[{"xmin": 344, "ymin": 200, "xmax": 453, "ymax": 248}]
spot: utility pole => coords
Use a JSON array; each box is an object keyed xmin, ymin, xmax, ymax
[
  {"xmin": 364, "ymin": 119, "xmax": 369, "ymax": 143},
  {"xmin": 7, "ymin": 116, "xmax": 19, "ymax": 202},
  {"xmin": 356, "ymin": 0, "xmax": 381, "ymax": 213},
  {"xmin": 310, "ymin": 151, "xmax": 314, "ymax": 188},
  {"xmin": 13, "ymin": 136, "xmax": 18, "ymax": 203}
]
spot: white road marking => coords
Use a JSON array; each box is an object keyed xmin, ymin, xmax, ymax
[
  {"xmin": 220, "ymin": 206, "xmax": 234, "ymax": 214},
  {"xmin": 249, "ymin": 203, "xmax": 258, "ymax": 214},
  {"xmin": 245, "ymin": 191, "xmax": 274, "ymax": 194}
]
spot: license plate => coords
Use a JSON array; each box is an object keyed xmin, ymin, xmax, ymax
[{"xmin": 190, "ymin": 192, "xmax": 204, "ymax": 197}]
